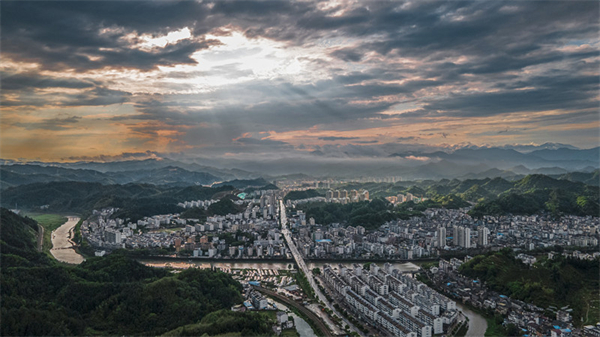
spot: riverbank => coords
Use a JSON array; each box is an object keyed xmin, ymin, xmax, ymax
[
  {"xmin": 27, "ymin": 213, "xmax": 68, "ymax": 256},
  {"xmin": 50, "ymin": 216, "xmax": 84, "ymax": 264},
  {"xmin": 455, "ymin": 302, "xmax": 488, "ymax": 337},
  {"xmin": 132, "ymin": 254, "xmax": 436, "ymax": 265},
  {"xmin": 139, "ymin": 259, "xmax": 420, "ymax": 273}
]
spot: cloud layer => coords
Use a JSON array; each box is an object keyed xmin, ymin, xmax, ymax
[{"xmin": 1, "ymin": 0, "xmax": 598, "ymax": 161}]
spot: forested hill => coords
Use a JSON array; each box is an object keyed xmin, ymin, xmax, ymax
[
  {"xmin": 459, "ymin": 249, "xmax": 599, "ymax": 326},
  {"xmin": 284, "ymin": 189, "xmax": 323, "ymax": 201},
  {"xmin": 0, "ymin": 208, "xmax": 273, "ymax": 336},
  {"xmin": 336, "ymin": 173, "xmax": 600, "ymax": 217},
  {"xmin": 0, "ymin": 182, "xmax": 238, "ymax": 219},
  {"xmin": 468, "ymin": 174, "xmax": 599, "ymax": 217}
]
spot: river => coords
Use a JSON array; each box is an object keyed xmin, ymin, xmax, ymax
[
  {"xmin": 50, "ymin": 216, "xmax": 85, "ymax": 264},
  {"xmin": 455, "ymin": 302, "xmax": 488, "ymax": 337},
  {"xmin": 141, "ymin": 259, "xmax": 420, "ymax": 272},
  {"xmin": 140, "ymin": 258, "xmax": 483, "ymax": 335},
  {"xmin": 272, "ymin": 301, "xmax": 317, "ymax": 337}
]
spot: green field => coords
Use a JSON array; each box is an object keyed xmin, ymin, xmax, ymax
[{"xmin": 25, "ymin": 213, "xmax": 68, "ymax": 256}]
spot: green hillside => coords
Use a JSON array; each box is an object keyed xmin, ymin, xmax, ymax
[
  {"xmin": 0, "ymin": 208, "xmax": 268, "ymax": 336},
  {"xmin": 0, "ymin": 182, "xmax": 238, "ymax": 221},
  {"xmin": 469, "ymin": 175, "xmax": 599, "ymax": 217},
  {"xmin": 284, "ymin": 189, "xmax": 324, "ymax": 201},
  {"xmin": 460, "ymin": 249, "xmax": 599, "ymax": 326},
  {"xmin": 335, "ymin": 173, "xmax": 599, "ymax": 217}
]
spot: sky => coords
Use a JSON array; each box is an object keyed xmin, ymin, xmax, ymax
[{"xmin": 1, "ymin": 0, "xmax": 599, "ymax": 162}]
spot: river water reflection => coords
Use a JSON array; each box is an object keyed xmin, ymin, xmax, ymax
[
  {"xmin": 141, "ymin": 259, "xmax": 421, "ymax": 272},
  {"xmin": 141, "ymin": 259, "xmax": 484, "ymax": 336},
  {"xmin": 455, "ymin": 302, "xmax": 488, "ymax": 337}
]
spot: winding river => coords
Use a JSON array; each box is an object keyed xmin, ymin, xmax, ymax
[
  {"xmin": 139, "ymin": 259, "xmax": 486, "ymax": 335},
  {"xmin": 456, "ymin": 302, "xmax": 488, "ymax": 337},
  {"xmin": 50, "ymin": 216, "xmax": 85, "ymax": 264}
]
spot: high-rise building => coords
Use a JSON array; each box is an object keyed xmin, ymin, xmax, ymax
[
  {"xmin": 463, "ymin": 227, "xmax": 471, "ymax": 248},
  {"xmin": 326, "ymin": 190, "xmax": 333, "ymax": 201},
  {"xmin": 453, "ymin": 226, "xmax": 460, "ymax": 246},
  {"xmin": 260, "ymin": 195, "xmax": 267, "ymax": 208},
  {"xmin": 478, "ymin": 227, "xmax": 489, "ymax": 246},
  {"xmin": 340, "ymin": 189, "xmax": 348, "ymax": 198},
  {"xmin": 333, "ymin": 190, "xmax": 340, "ymax": 198},
  {"xmin": 437, "ymin": 227, "xmax": 446, "ymax": 248}
]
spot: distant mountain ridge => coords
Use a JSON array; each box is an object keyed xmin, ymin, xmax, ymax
[
  {"xmin": 0, "ymin": 164, "xmax": 221, "ymax": 189},
  {"xmin": 1, "ymin": 144, "xmax": 598, "ymax": 181}
]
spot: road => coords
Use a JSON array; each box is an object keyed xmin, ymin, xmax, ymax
[
  {"xmin": 253, "ymin": 286, "xmax": 333, "ymax": 337},
  {"xmin": 37, "ymin": 225, "xmax": 44, "ymax": 252},
  {"xmin": 279, "ymin": 200, "xmax": 366, "ymax": 337}
]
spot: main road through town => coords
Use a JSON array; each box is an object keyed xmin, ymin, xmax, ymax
[{"xmin": 279, "ymin": 200, "xmax": 367, "ymax": 337}]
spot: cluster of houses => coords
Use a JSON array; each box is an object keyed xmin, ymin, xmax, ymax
[
  {"xmin": 431, "ymin": 257, "xmax": 587, "ymax": 337},
  {"xmin": 322, "ymin": 263, "xmax": 458, "ymax": 337}
]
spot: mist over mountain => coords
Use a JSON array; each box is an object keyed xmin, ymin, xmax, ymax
[{"xmin": 2, "ymin": 143, "xmax": 598, "ymax": 185}]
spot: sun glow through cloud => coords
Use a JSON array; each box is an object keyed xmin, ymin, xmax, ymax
[{"xmin": 0, "ymin": 0, "xmax": 598, "ymax": 161}]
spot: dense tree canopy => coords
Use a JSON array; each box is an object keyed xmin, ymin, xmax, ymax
[
  {"xmin": 0, "ymin": 208, "xmax": 265, "ymax": 336},
  {"xmin": 459, "ymin": 249, "xmax": 599, "ymax": 326}
]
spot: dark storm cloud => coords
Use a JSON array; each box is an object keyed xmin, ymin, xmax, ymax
[
  {"xmin": 1, "ymin": 1, "xmax": 220, "ymax": 71},
  {"xmin": 330, "ymin": 48, "xmax": 363, "ymax": 62},
  {"xmin": 3, "ymin": 1, "xmax": 597, "ymax": 73},
  {"xmin": 0, "ymin": 73, "xmax": 96, "ymax": 91},
  {"xmin": 404, "ymin": 72, "xmax": 599, "ymax": 118},
  {"xmin": 13, "ymin": 116, "xmax": 81, "ymax": 131},
  {"xmin": 2, "ymin": 0, "xmax": 598, "ymax": 152},
  {"xmin": 62, "ymin": 87, "xmax": 132, "ymax": 107}
]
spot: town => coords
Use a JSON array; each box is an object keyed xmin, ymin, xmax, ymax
[{"xmin": 81, "ymin": 188, "xmax": 599, "ymax": 261}]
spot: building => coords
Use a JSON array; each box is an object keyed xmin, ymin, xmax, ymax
[
  {"xmin": 478, "ymin": 227, "xmax": 489, "ymax": 246},
  {"xmin": 250, "ymin": 291, "xmax": 268, "ymax": 310},
  {"xmin": 437, "ymin": 227, "xmax": 446, "ymax": 248},
  {"xmin": 463, "ymin": 227, "xmax": 471, "ymax": 248}
]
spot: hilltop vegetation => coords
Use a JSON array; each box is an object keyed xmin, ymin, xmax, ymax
[
  {"xmin": 284, "ymin": 189, "xmax": 323, "ymax": 201},
  {"xmin": 0, "ymin": 182, "xmax": 238, "ymax": 220},
  {"xmin": 297, "ymin": 198, "xmax": 421, "ymax": 229},
  {"xmin": 163, "ymin": 310, "xmax": 276, "ymax": 337},
  {"xmin": 459, "ymin": 248, "xmax": 599, "ymax": 326},
  {"xmin": 336, "ymin": 173, "xmax": 599, "ymax": 218},
  {"xmin": 2, "ymin": 172, "xmax": 597, "ymax": 226},
  {"xmin": 180, "ymin": 198, "xmax": 245, "ymax": 221},
  {"xmin": 0, "ymin": 208, "xmax": 270, "ymax": 336},
  {"xmin": 0, "ymin": 164, "xmax": 222, "ymax": 189},
  {"xmin": 469, "ymin": 174, "xmax": 599, "ymax": 217}
]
